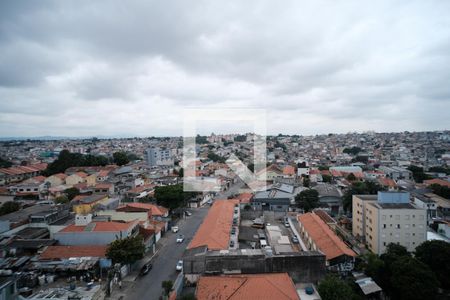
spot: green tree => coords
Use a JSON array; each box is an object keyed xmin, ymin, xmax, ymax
[
  {"xmin": 303, "ymin": 176, "xmax": 310, "ymax": 188},
  {"xmin": 415, "ymin": 240, "xmax": 450, "ymax": 289},
  {"xmin": 154, "ymin": 184, "xmax": 197, "ymax": 210},
  {"xmin": 343, "ymin": 146, "xmax": 362, "ymax": 155},
  {"xmin": 342, "ymin": 181, "xmax": 384, "ymax": 212},
  {"xmin": 178, "ymin": 167, "xmax": 184, "ymax": 178},
  {"xmin": 0, "ymin": 201, "xmax": 20, "ymax": 216},
  {"xmin": 318, "ymin": 275, "xmax": 355, "ymax": 300},
  {"xmin": 429, "ymin": 183, "xmax": 450, "ymax": 199},
  {"xmin": 113, "ymin": 151, "xmax": 130, "ymax": 166},
  {"xmin": 407, "ymin": 165, "xmax": 432, "ymax": 183},
  {"xmin": 195, "ymin": 135, "xmax": 208, "ymax": 144},
  {"xmin": 55, "ymin": 195, "xmax": 69, "ymax": 204},
  {"xmin": 106, "ymin": 236, "xmax": 145, "ymax": 265},
  {"xmin": 390, "ymin": 256, "xmax": 438, "ymax": 300},
  {"xmin": 64, "ymin": 187, "xmax": 80, "ymax": 201},
  {"xmin": 162, "ymin": 280, "xmax": 173, "ymax": 296},
  {"xmin": 322, "ymin": 174, "xmax": 332, "ymax": 183},
  {"xmin": 295, "ymin": 189, "xmax": 319, "ymax": 212},
  {"xmin": 346, "ymin": 173, "xmax": 356, "ymax": 181},
  {"xmin": 0, "ymin": 157, "xmax": 12, "ymax": 168},
  {"xmin": 44, "ymin": 150, "xmax": 108, "ymax": 175},
  {"xmin": 207, "ymin": 151, "xmax": 226, "ymax": 163}
]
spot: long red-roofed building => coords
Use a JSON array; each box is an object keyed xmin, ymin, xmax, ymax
[
  {"xmin": 297, "ymin": 212, "xmax": 356, "ymax": 269},
  {"xmin": 196, "ymin": 273, "xmax": 300, "ymax": 300},
  {"xmin": 188, "ymin": 199, "xmax": 238, "ymax": 251}
]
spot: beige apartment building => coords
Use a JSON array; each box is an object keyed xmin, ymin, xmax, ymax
[{"xmin": 352, "ymin": 192, "xmax": 427, "ymax": 254}]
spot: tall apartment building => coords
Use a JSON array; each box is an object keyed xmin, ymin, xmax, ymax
[
  {"xmin": 146, "ymin": 147, "xmax": 173, "ymax": 167},
  {"xmin": 352, "ymin": 192, "xmax": 426, "ymax": 254}
]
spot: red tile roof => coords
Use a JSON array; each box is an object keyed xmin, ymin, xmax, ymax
[
  {"xmin": 196, "ymin": 273, "xmax": 300, "ymax": 300},
  {"xmin": 117, "ymin": 203, "xmax": 168, "ymax": 216},
  {"xmin": 74, "ymin": 171, "xmax": 88, "ymax": 178},
  {"xmin": 0, "ymin": 163, "xmax": 47, "ymax": 175},
  {"xmin": 188, "ymin": 199, "xmax": 238, "ymax": 250},
  {"xmin": 59, "ymin": 221, "xmax": 137, "ymax": 233},
  {"xmin": 378, "ymin": 177, "xmax": 397, "ymax": 188},
  {"xmin": 298, "ymin": 212, "xmax": 356, "ymax": 260},
  {"xmin": 236, "ymin": 193, "xmax": 253, "ymax": 204},
  {"xmin": 424, "ymin": 178, "xmax": 450, "ymax": 188},
  {"xmin": 40, "ymin": 245, "xmax": 107, "ymax": 260},
  {"xmin": 283, "ymin": 165, "xmax": 296, "ymax": 176}
]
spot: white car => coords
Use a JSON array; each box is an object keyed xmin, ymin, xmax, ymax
[
  {"xmin": 172, "ymin": 226, "xmax": 179, "ymax": 233},
  {"xmin": 176, "ymin": 260, "xmax": 183, "ymax": 271},
  {"xmin": 176, "ymin": 235, "xmax": 185, "ymax": 243}
]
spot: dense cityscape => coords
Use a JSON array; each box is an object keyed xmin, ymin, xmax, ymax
[
  {"xmin": 2, "ymin": 1, "xmax": 450, "ymax": 299},
  {"xmin": 0, "ymin": 130, "xmax": 449, "ymax": 299}
]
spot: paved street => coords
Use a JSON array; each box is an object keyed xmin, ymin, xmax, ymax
[
  {"xmin": 125, "ymin": 206, "xmax": 209, "ymax": 300},
  {"xmin": 123, "ymin": 181, "xmax": 245, "ymax": 300}
]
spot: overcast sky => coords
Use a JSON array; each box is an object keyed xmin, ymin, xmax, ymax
[{"xmin": 1, "ymin": 1, "xmax": 449, "ymax": 137}]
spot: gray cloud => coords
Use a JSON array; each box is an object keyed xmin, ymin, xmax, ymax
[{"xmin": 0, "ymin": 0, "xmax": 449, "ymax": 137}]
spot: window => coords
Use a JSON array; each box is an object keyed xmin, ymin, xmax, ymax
[
  {"xmin": 412, "ymin": 233, "xmax": 415, "ymax": 236},
  {"xmin": 397, "ymin": 224, "xmax": 401, "ymax": 229},
  {"xmin": 390, "ymin": 215, "xmax": 393, "ymax": 218},
  {"xmin": 405, "ymin": 215, "xmax": 410, "ymax": 220},
  {"xmin": 383, "ymin": 224, "xmax": 386, "ymax": 228},
  {"xmin": 405, "ymin": 224, "xmax": 410, "ymax": 229},
  {"xmin": 382, "ymin": 215, "xmax": 386, "ymax": 220},
  {"xmin": 383, "ymin": 242, "xmax": 386, "ymax": 246}
]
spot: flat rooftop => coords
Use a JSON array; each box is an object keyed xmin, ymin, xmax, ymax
[
  {"xmin": 369, "ymin": 202, "xmax": 416, "ymax": 209},
  {"xmin": 0, "ymin": 204, "xmax": 55, "ymax": 223}
]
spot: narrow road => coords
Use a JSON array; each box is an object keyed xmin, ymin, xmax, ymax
[
  {"xmin": 125, "ymin": 181, "xmax": 244, "ymax": 300},
  {"xmin": 126, "ymin": 206, "xmax": 209, "ymax": 300}
]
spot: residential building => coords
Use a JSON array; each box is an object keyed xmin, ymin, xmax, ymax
[
  {"xmin": 146, "ymin": 147, "xmax": 173, "ymax": 167},
  {"xmin": 72, "ymin": 194, "xmax": 109, "ymax": 215},
  {"xmin": 196, "ymin": 273, "xmax": 300, "ymax": 300},
  {"xmin": 298, "ymin": 212, "xmax": 356, "ymax": 272},
  {"xmin": 352, "ymin": 192, "xmax": 427, "ymax": 254},
  {"xmin": 378, "ymin": 166, "xmax": 412, "ymax": 180},
  {"xmin": 54, "ymin": 217, "xmax": 139, "ymax": 246},
  {"xmin": 187, "ymin": 199, "xmax": 238, "ymax": 251}
]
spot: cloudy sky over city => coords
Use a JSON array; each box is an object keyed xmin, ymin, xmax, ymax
[{"xmin": 1, "ymin": 0, "xmax": 449, "ymax": 137}]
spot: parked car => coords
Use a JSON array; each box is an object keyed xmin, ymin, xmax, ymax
[
  {"xmin": 229, "ymin": 240, "xmax": 235, "ymax": 248},
  {"xmin": 231, "ymin": 227, "xmax": 236, "ymax": 235},
  {"xmin": 291, "ymin": 236, "xmax": 299, "ymax": 244},
  {"xmin": 284, "ymin": 222, "xmax": 290, "ymax": 228},
  {"xmin": 176, "ymin": 260, "xmax": 183, "ymax": 271},
  {"xmin": 140, "ymin": 262, "xmax": 152, "ymax": 276},
  {"xmin": 185, "ymin": 211, "xmax": 192, "ymax": 216},
  {"xmin": 172, "ymin": 226, "xmax": 179, "ymax": 233},
  {"xmin": 176, "ymin": 234, "xmax": 185, "ymax": 243}
]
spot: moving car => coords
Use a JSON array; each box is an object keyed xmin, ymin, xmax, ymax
[
  {"xmin": 291, "ymin": 236, "xmax": 299, "ymax": 244},
  {"xmin": 176, "ymin": 234, "xmax": 185, "ymax": 243},
  {"xmin": 172, "ymin": 226, "xmax": 179, "ymax": 233},
  {"xmin": 176, "ymin": 260, "xmax": 183, "ymax": 271},
  {"xmin": 140, "ymin": 262, "xmax": 152, "ymax": 276},
  {"xmin": 185, "ymin": 210, "xmax": 192, "ymax": 216},
  {"xmin": 284, "ymin": 221, "xmax": 290, "ymax": 228}
]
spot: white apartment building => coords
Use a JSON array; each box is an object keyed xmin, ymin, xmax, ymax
[
  {"xmin": 352, "ymin": 192, "xmax": 426, "ymax": 254},
  {"xmin": 146, "ymin": 147, "xmax": 174, "ymax": 167}
]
